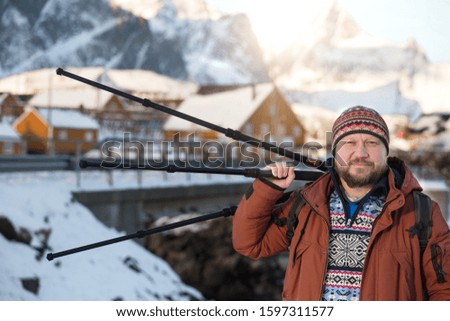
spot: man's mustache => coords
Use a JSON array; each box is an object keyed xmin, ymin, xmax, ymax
[{"xmin": 348, "ymin": 159, "xmax": 374, "ymax": 166}]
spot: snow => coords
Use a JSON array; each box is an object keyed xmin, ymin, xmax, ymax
[
  {"xmin": 110, "ymin": 0, "xmax": 221, "ymax": 20},
  {"xmin": 37, "ymin": 108, "xmax": 100, "ymax": 130},
  {"xmin": 291, "ymin": 103, "xmax": 337, "ymax": 145},
  {"xmin": 0, "ymin": 169, "xmax": 250, "ymax": 300},
  {"xmin": 0, "ymin": 121, "xmax": 21, "ymax": 140},
  {"xmin": 287, "ymin": 81, "xmax": 421, "ymax": 119},
  {"xmin": 1, "ymin": 4, "xmax": 28, "ymax": 27},
  {"xmin": 402, "ymin": 63, "xmax": 450, "ymax": 114},
  {"xmin": 420, "ymin": 179, "xmax": 449, "ymax": 191},
  {"xmin": 29, "ymin": 87, "xmax": 113, "ymax": 110},
  {"xmin": 8, "ymin": 15, "xmax": 118, "ymax": 76},
  {"xmin": 336, "ymin": 31, "xmax": 397, "ymax": 48},
  {"xmin": 413, "ymin": 132, "xmax": 450, "ymax": 151},
  {"xmin": 0, "ymin": 68, "xmax": 105, "ymax": 95},
  {"xmin": 163, "ymin": 83, "xmax": 273, "ymax": 132},
  {"xmin": 409, "ymin": 115, "xmax": 444, "ymax": 134},
  {"xmin": 50, "ymin": 21, "xmax": 118, "ymax": 61},
  {"xmin": 389, "ymin": 138, "xmax": 412, "ymax": 151},
  {"xmin": 110, "ymin": 0, "xmax": 163, "ymax": 19},
  {"xmin": 105, "ymin": 69, "xmax": 198, "ymax": 98}
]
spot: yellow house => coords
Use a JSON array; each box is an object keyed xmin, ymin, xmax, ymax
[{"xmin": 13, "ymin": 107, "xmax": 99, "ymax": 155}]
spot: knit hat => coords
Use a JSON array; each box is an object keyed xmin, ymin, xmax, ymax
[{"xmin": 332, "ymin": 106, "xmax": 390, "ymax": 152}]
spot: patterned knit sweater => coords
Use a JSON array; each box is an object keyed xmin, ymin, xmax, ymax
[{"xmin": 321, "ymin": 189, "xmax": 386, "ymax": 301}]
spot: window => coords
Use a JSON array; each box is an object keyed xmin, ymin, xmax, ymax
[
  {"xmin": 85, "ymin": 131, "xmax": 94, "ymax": 142},
  {"xmin": 2, "ymin": 141, "xmax": 14, "ymax": 155},
  {"xmin": 292, "ymin": 126, "xmax": 302, "ymax": 137},
  {"xmin": 269, "ymin": 104, "xmax": 277, "ymax": 117},
  {"xmin": 244, "ymin": 123, "xmax": 253, "ymax": 135},
  {"xmin": 109, "ymin": 101, "xmax": 118, "ymax": 111},
  {"xmin": 58, "ymin": 130, "xmax": 68, "ymax": 140}
]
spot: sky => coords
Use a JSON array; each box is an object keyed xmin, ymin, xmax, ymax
[{"xmin": 206, "ymin": 0, "xmax": 450, "ymax": 63}]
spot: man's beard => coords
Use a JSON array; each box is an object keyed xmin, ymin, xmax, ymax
[{"xmin": 335, "ymin": 159, "xmax": 388, "ymax": 188}]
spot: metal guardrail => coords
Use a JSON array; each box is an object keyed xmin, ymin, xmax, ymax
[{"xmin": 0, "ymin": 155, "xmax": 76, "ymax": 172}]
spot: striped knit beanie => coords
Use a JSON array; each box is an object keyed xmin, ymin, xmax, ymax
[{"xmin": 332, "ymin": 106, "xmax": 390, "ymax": 152}]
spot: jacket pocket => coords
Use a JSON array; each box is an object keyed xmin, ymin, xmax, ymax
[
  {"xmin": 282, "ymin": 240, "xmax": 313, "ymax": 300},
  {"xmin": 294, "ymin": 240, "xmax": 312, "ymax": 262},
  {"xmin": 388, "ymin": 250, "xmax": 414, "ymax": 300}
]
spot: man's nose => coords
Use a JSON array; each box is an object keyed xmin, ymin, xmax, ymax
[{"xmin": 353, "ymin": 143, "xmax": 369, "ymax": 158}]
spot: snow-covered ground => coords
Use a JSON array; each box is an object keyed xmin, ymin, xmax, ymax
[{"xmin": 0, "ymin": 169, "xmax": 250, "ymax": 300}]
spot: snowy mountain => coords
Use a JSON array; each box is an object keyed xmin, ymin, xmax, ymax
[
  {"xmin": 275, "ymin": 0, "xmax": 428, "ymax": 89},
  {"xmin": 0, "ymin": 0, "xmax": 269, "ymax": 85},
  {"xmin": 271, "ymin": 0, "xmax": 450, "ymax": 116}
]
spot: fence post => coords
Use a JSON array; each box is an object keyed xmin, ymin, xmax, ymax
[{"xmin": 75, "ymin": 141, "xmax": 81, "ymax": 188}]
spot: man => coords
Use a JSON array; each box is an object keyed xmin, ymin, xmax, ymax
[{"xmin": 232, "ymin": 106, "xmax": 450, "ymax": 300}]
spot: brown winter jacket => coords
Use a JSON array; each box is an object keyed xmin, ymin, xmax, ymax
[{"xmin": 232, "ymin": 157, "xmax": 450, "ymax": 300}]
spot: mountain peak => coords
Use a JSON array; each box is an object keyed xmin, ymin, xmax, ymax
[
  {"xmin": 0, "ymin": 0, "xmax": 268, "ymax": 84},
  {"xmin": 109, "ymin": 0, "xmax": 221, "ymax": 20},
  {"xmin": 273, "ymin": 0, "xmax": 429, "ymax": 90},
  {"xmin": 302, "ymin": 0, "xmax": 364, "ymax": 46}
]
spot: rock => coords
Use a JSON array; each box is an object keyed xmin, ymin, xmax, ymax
[
  {"xmin": 0, "ymin": 215, "xmax": 32, "ymax": 244},
  {"xmin": 146, "ymin": 215, "xmax": 285, "ymax": 300},
  {"xmin": 0, "ymin": 215, "xmax": 18, "ymax": 241},
  {"xmin": 21, "ymin": 277, "xmax": 40, "ymax": 295}
]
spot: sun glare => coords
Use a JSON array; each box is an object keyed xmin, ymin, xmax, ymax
[{"xmin": 245, "ymin": 0, "xmax": 327, "ymax": 54}]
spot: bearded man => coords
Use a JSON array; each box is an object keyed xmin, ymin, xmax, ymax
[{"xmin": 232, "ymin": 106, "xmax": 450, "ymax": 301}]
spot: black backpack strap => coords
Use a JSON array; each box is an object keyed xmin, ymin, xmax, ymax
[
  {"xmin": 271, "ymin": 191, "xmax": 306, "ymax": 247},
  {"xmin": 271, "ymin": 191, "xmax": 295, "ymax": 227},
  {"xmin": 286, "ymin": 193, "xmax": 306, "ymax": 247},
  {"xmin": 413, "ymin": 190, "xmax": 433, "ymax": 255},
  {"xmin": 412, "ymin": 190, "xmax": 433, "ymax": 300}
]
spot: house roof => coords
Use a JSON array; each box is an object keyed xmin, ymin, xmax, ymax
[
  {"xmin": 0, "ymin": 93, "xmax": 8, "ymax": 105},
  {"xmin": 0, "ymin": 68, "xmax": 105, "ymax": 94},
  {"xmin": 37, "ymin": 108, "xmax": 99, "ymax": 130},
  {"xmin": 0, "ymin": 121, "xmax": 21, "ymax": 140},
  {"xmin": 0, "ymin": 92, "xmax": 19, "ymax": 106},
  {"xmin": 0, "ymin": 67, "xmax": 197, "ymax": 98},
  {"xmin": 105, "ymin": 69, "xmax": 197, "ymax": 98},
  {"xmin": 163, "ymin": 83, "xmax": 274, "ymax": 132},
  {"xmin": 291, "ymin": 103, "xmax": 337, "ymax": 127},
  {"xmin": 28, "ymin": 88, "xmax": 114, "ymax": 110}
]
